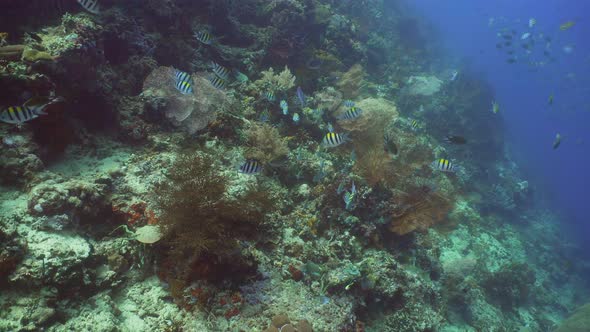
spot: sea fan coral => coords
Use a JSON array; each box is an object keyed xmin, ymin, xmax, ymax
[
  {"xmin": 389, "ymin": 186, "xmax": 453, "ymax": 235},
  {"xmin": 405, "ymin": 75, "xmax": 443, "ymax": 96},
  {"xmin": 142, "ymin": 66, "xmax": 230, "ymax": 134},
  {"xmin": 336, "ymin": 64, "xmax": 366, "ymax": 97}
]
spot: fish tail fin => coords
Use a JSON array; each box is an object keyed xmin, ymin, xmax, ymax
[{"xmin": 33, "ymin": 106, "xmax": 48, "ymax": 115}]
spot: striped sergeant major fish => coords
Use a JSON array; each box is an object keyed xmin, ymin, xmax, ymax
[
  {"xmin": 76, "ymin": 0, "xmax": 100, "ymax": 14},
  {"xmin": 343, "ymin": 100, "xmax": 355, "ymax": 107},
  {"xmin": 263, "ymin": 91, "xmax": 275, "ymax": 102},
  {"xmin": 322, "ymin": 132, "xmax": 349, "ymax": 148},
  {"xmin": 210, "ymin": 62, "xmax": 230, "ymax": 80},
  {"xmin": 431, "ymin": 159, "xmax": 460, "ymax": 173},
  {"xmin": 410, "ymin": 119, "xmax": 420, "ymax": 130},
  {"xmin": 208, "ymin": 75, "xmax": 226, "ymax": 90},
  {"xmin": 0, "ymin": 105, "xmax": 47, "ymax": 125},
  {"xmin": 337, "ymin": 106, "xmax": 362, "ymax": 120},
  {"xmin": 238, "ymin": 159, "xmax": 262, "ymax": 175},
  {"xmin": 195, "ymin": 31, "xmax": 214, "ymax": 45},
  {"xmin": 174, "ymin": 70, "xmax": 193, "ymax": 94}
]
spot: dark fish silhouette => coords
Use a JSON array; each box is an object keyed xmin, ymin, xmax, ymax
[{"xmin": 444, "ymin": 135, "xmax": 467, "ymax": 145}]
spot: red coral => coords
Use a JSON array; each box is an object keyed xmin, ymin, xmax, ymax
[
  {"xmin": 230, "ymin": 292, "xmax": 242, "ymax": 304},
  {"xmin": 224, "ymin": 307, "xmax": 240, "ymax": 319},
  {"xmin": 288, "ymin": 264, "xmax": 303, "ymax": 281}
]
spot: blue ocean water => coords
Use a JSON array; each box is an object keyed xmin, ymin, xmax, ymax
[{"xmin": 405, "ymin": 0, "xmax": 590, "ymax": 251}]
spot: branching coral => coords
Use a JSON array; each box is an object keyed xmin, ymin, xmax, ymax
[
  {"xmin": 389, "ymin": 186, "xmax": 453, "ymax": 235},
  {"xmin": 244, "ymin": 122, "xmax": 290, "ymax": 163},
  {"xmin": 249, "ymin": 66, "xmax": 296, "ymax": 94},
  {"xmin": 156, "ymin": 153, "xmax": 275, "ymax": 281}
]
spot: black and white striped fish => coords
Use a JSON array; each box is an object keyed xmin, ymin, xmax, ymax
[
  {"xmin": 322, "ymin": 132, "xmax": 349, "ymax": 148},
  {"xmin": 76, "ymin": 0, "xmax": 99, "ymax": 14},
  {"xmin": 195, "ymin": 31, "xmax": 214, "ymax": 45},
  {"xmin": 0, "ymin": 105, "xmax": 47, "ymax": 125},
  {"xmin": 337, "ymin": 106, "xmax": 363, "ymax": 120},
  {"xmin": 208, "ymin": 75, "xmax": 226, "ymax": 90},
  {"xmin": 431, "ymin": 159, "xmax": 460, "ymax": 173},
  {"xmin": 238, "ymin": 159, "xmax": 262, "ymax": 175},
  {"xmin": 174, "ymin": 70, "xmax": 193, "ymax": 94},
  {"xmin": 210, "ymin": 62, "xmax": 230, "ymax": 80}
]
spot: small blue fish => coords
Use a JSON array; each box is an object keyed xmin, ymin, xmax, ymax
[
  {"xmin": 195, "ymin": 31, "xmax": 214, "ymax": 45},
  {"xmin": 337, "ymin": 107, "xmax": 362, "ymax": 120},
  {"xmin": 258, "ymin": 110, "xmax": 270, "ymax": 123},
  {"xmin": 350, "ymin": 149, "xmax": 357, "ymax": 162},
  {"xmin": 296, "ymin": 86, "xmax": 306, "ymax": 107},
  {"xmin": 336, "ymin": 182, "xmax": 346, "ymax": 195},
  {"xmin": 210, "ymin": 62, "xmax": 230, "ymax": 80},
  {"xmin": 239, "ymin": 159, "xmax": 263, "ymax": 174},
  {"xmin": 233, "ymin": 70, "xmax": 249, "ymax": 83},
  {"xmin": 327, "ymin": 123, "xmax": 334, "ymax": 133},
  {"xmin": 280, "ymin": 100, "xmax": 288, "ymax": 115},
  {"xmin": 343, "ymin": 182, "xmax": 356, "ymax": 210},
  {"xmin": 343, "ymin": 100, "xmax": 355, "ymax": 107},
  {"xmin": 293, "ymin": 113, "xmax": 300, "ymax": 123}
]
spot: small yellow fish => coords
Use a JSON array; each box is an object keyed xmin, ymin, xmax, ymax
[
  {"xmin": 560, "ymin": 21, "xmax": 575, "ymax": 31},
  {"xmin": 548, "ymin": 94, "xmax": 554, "ymax": 106}
]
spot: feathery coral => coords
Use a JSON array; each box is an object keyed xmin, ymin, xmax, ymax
[{"xmin": 156, "ymin": 153, "xmax": 274, "ymax": 280}]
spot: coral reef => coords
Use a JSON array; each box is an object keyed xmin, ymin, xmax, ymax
[{"xmin": 0, "ymin": 1, "xmax": 587, "ymax": 331}]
